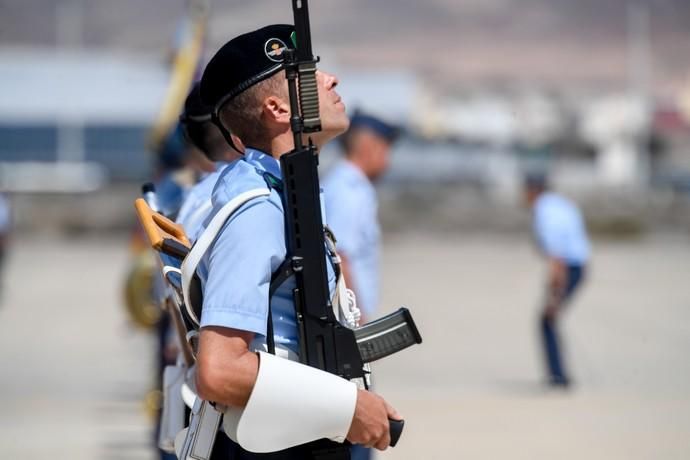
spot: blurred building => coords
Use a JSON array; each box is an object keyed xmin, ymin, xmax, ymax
[{"xmin": 0, "ymin": 47, "xmax": 168, "ymax": 191}]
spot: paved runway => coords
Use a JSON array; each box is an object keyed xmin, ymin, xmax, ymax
[{"xmin": 0, "ymin": 233, "xmax": 688, "ymax": 459}]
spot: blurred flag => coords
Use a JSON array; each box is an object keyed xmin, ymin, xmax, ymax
[{"xmin": 148, "ymin": 0, "xmax": 210, "ymax": 153}]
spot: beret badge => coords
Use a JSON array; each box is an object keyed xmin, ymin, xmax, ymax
[{"xmin": 264, "ymin": 38, "xmax": 288, "ymax": 62}]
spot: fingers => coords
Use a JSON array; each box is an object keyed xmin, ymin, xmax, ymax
[
  {"xmin": 364, "ymin": 421, "xmax": 390, "ymax": 451},
  {"xmin": 374, "ymin": 400, "xmax": 397, "ymax": 450},
  {"xmin": 385, "ymin": 400, "xmax": 402, "ymax": 421},
  {"xmin": 347, "ymin": 390, "xmax": 399, "ymax": 450},
  {"xmin": 376, "ymin": 418, "xmax": 391, "ymax": 451}
]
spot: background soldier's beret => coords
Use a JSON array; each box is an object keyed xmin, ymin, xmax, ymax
[
  {"xmin": 200, "ymin": 24, "xmax": 295, "ymax": 111},
  {"xmin": 348, "ymin": 110, "xmax": 401, "ymax": 144},
  {"xmin": 179, "ymin": 83, "xmax": 219, "ymax": 157},
  {"xmin": 180, "ymin": 82, "xmax": 212, "ymax": 124},
  {"xmin": 524, "ymin": 172, "xmax": 549, "ymax": 189}
]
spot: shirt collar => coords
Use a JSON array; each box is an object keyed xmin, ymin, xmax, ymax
[
  {"xmin": 534, "ymin": 191, "xmax": 555, "ymax": 208},
  {"xmin": 340, "ymin": 159, "xmax": 368, "ymax": 181},
  {"xmin": 340, "ymin": 159, "xmax": 374, "ymax": 192},
  {"xmin": 244, "ymin": 148, "xmax": 282, "ymax": 179}
]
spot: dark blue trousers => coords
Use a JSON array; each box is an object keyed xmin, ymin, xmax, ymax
[
  {"xmin": 541, "ymin": 264, "xmax": 585, "ymax": 384},
  {"xmin": 211, "ymin": 433, "xmax": 351, "ymax": 459},
  {"xmin": 350, "ymin": 444, "xmax": 371, "ymax": 460}
]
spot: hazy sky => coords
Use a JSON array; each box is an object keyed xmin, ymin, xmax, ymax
[{"xmin": 1, "ymin": 0, "xmax": 689, "ymax": 93}]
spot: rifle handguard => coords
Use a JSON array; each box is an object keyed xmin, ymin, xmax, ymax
[{"xmin": 297, "ymin": 61, "xmax": 321, "ymax": 132}]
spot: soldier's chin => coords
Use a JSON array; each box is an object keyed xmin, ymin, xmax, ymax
[
  {"xmin": 310, "ymin": 127, "xmax": 342, "ymax": 148},
  {"xmin": 322, "ymin": 117, "xmax": 349, "ymax": 139},
  {"xmin": 335, "ymin": 113, "xmax": 350, "ymax": 133}
]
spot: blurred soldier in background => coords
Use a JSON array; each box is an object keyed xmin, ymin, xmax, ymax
[
  {"xmin": 524, "ymin": 174, "xmax": 590, "ymax": 388},
  {"xmin": 0, "ymin": 193, "xmax": 10, "ymax": 302},
  {"xmin": 323, "ymin": 111, "xmax": 399, "ymax": 324},
  {"xmin": 176, "ymin": 82, "xmax": 243, "ymax": 242},
  {"xmin": 149, "ymin": 124, "xmax": 197, "ymax": 460},
  {"xmin": 147, "ymin": 85, "xmax": 243, "ymax": 460},
  {"xmin": 323, "ymin": 112, "xmax": 399, "ymax": 460},
  {"xmin": 149, "ymin": 124, "xmax": 196, "ymax": 221},
  {"xmin": 129, "ymin": 117, "xmax": 216, "ymax": 460}
]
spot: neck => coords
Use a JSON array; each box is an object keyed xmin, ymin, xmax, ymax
[
  {"xmin": 266, "ymin": 130, "xmax": 325, "ymax": 160},
  {"xmin": 266, "ymin": 131, "xmax": 294, "ymax": 159},
  {"xmin": 346, "ymin": 154, "xmax": 372, "ymax": 180}
]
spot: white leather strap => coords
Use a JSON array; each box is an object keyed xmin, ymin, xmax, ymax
[
  {"xmin": 326, "ymin": 231, "xmax": 360, "ymax": 329},
  {"xmin": 223, "ymin": 351, "xmax": 357, "ymax": 453},
  {"xmin": 158, "ymin": 364, "xmax": 187, "ymax": 453},
  {"xmin": 180, "ymin": 188, "xmax": 271, "ymax": 327}
]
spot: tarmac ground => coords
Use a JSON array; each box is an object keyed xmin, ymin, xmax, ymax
[{"xmin": 0, "ymin": 233, "xmax": 688, "ymax": 459}]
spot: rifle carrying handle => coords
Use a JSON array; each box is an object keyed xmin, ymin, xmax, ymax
[{"xmin": 389, "ymin": 418, "xmax": 404, "ymax": 447}]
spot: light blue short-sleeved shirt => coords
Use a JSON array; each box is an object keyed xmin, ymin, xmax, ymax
[
  {"xmin": 176, "ymin": 162, "xmax": 231, "ymax": 242},
  {"xmin": 0, "ymin": 194, "xmax": 10, "ymax": 233},
  {"xmin": 533, "ymin": 192, "xmax": 590, "ymax": 265},
  {"xmin": 196, "ymin": 149, "xmax": 335, "ymax": 355},
  {"xmin": 155, "ymin": 173, "xmax": 187, "ymax": 219},
  {"xmin": 323, "ymin": 160, "xmax": 380, "ymax": 316}
]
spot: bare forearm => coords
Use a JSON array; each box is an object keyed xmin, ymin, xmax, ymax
[
  {"xmin": 195, "ymin": 326, "xmax": 259, "ymax": 407},
  {"xmin": 194, "ymin": 321, "xmax": 400, "ymax": 450}
]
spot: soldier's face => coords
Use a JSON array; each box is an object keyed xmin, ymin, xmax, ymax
[
  {"xmin": 370, "ymin": 139, "xmax": 391, "ymax": 180},
  {"xmin": 524, "ymin": 187, "xmax": 539, "ymax": 207},
  {"xmin": 315, "ymin": 70, "xmax": 350, "ymax": 140},
  {"xmin": 358, "ymin": 130, "xmax": 391, "ymax": 181},
  {"xmin": 270, "ymin": 69, "xmax": 348, "ymax": 148}
]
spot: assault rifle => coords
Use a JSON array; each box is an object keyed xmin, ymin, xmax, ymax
[{"xmin": 280, "ymin": 0, "xmax": 422, "ymax": 447}]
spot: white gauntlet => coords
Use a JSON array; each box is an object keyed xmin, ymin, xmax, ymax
[{"xmin": 222, "ymin": 352, "xmax": 358, "ymax": 453}]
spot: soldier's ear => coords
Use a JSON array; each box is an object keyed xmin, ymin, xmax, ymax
[{"xmin": 262, "ymin": 95, "xmax": 290, "ymax": 125}]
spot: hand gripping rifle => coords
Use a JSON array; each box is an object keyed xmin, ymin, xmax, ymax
[{"xmin": 280, "ymin": 0, "xmax": 422, "ymax": 447}]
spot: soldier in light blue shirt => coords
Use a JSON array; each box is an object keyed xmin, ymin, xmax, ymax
[
  {"xmin": 192, "ymin": 25, "xmax": 401, "ymax": 458},
  {"xmin": 0, "ymin": 193, "xmax": 10, "ymax": 303},
  {"xmin": 323, "ymin": 111, "xmax": 398, "ymax": 460},
  {"xmin": 176, "ymin": 83, "xmax": 243, "ymax": 242},
  {"xmin": 525, "ymin": 174, "xmax": 590, "ymax": 387},
  {"xmin": 323, "ymin": 111, "xmax": 399, "ymax": 322}
]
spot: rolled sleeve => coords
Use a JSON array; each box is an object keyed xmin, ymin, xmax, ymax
[{"xmin": 200, "ymin": 198, "xmax": 286, "ymax": 336}]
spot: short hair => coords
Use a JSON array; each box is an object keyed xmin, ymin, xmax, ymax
[
  {"xmin": 524, "ymin": 172, "xmax": 549, "ymax": 191},
  {"xmin": 218, "ymin": 72, "xmax": 287, "ymax": 148},
  {"xmin": 182, "ymin": 121, "xmax": 223, "ymax": 161},
  {"xmin": 339, "ymin": 110, "xmax": 400, "ymax": 153}
]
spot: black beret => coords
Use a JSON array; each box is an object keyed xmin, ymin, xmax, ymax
[
  {"xmin": 200, "ymin": 24, "xmax": 295, "ymax": 110},
  {"xmin": 180, "ymin": 82, "xmax": 212, "ymax": 124}
]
